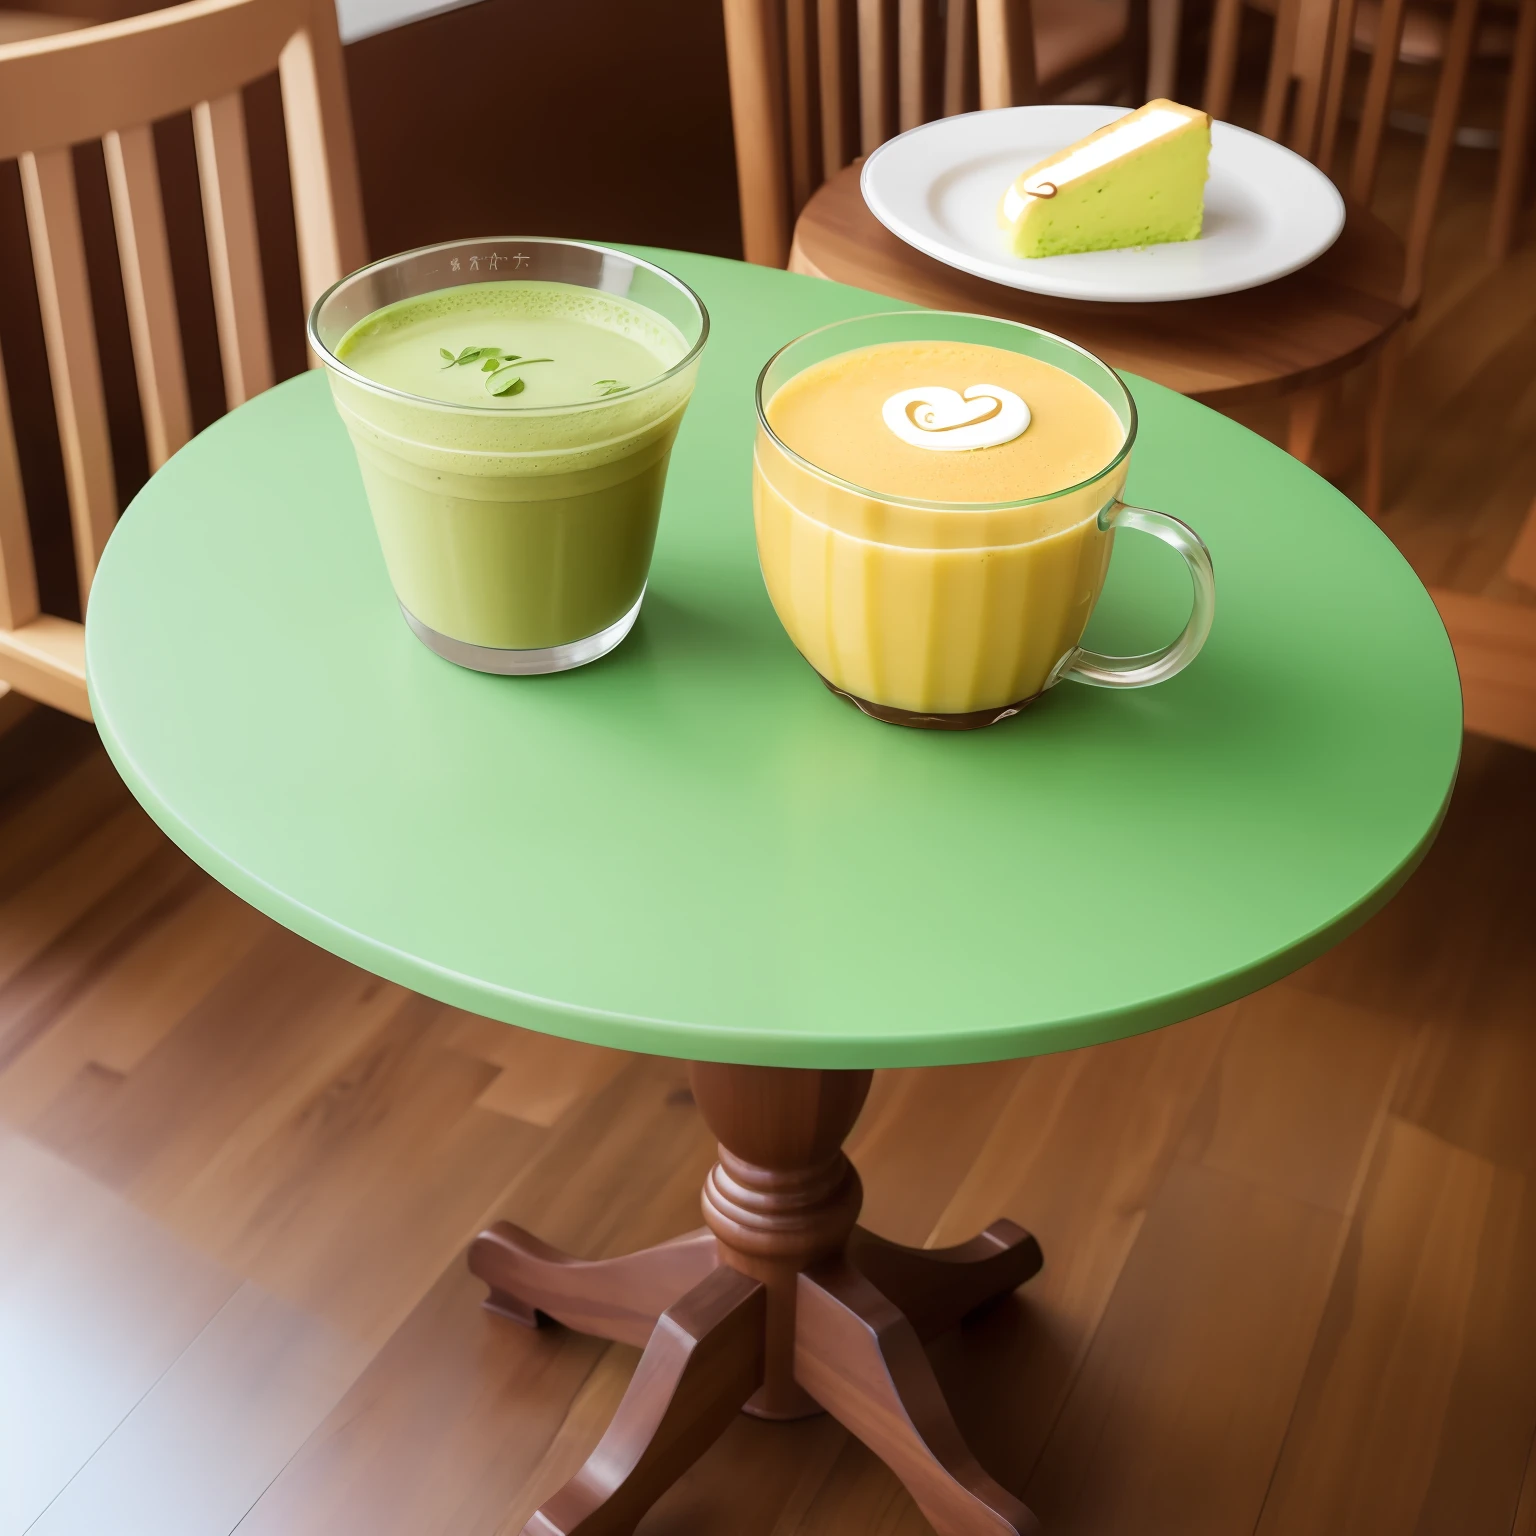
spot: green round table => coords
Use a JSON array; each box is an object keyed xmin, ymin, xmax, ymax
[{"xmin": 86, "ymin": 250, "xmax": 1461, "ymax": 1536}]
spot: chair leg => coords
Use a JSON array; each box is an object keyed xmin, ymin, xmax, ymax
[
  {"xmin": 795, "ymin": 1261, "xmax": 1042, "ymax": 1536},
  {"xmin": 1286, "ymin": 380, "xmax": 1331, "ymax": 467},
  {"xmin": 1364, "ymin": 331, "xmax": 1405, "ymax": 521},
  {"xmin": 522, "ymin": 1266, "xmax": 766, "ymax": 1536}
]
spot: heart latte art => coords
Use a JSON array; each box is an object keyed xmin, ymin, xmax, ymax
[{"xmin": 881, "ymin": 384, "xmax": 1031, "ymax": 452}]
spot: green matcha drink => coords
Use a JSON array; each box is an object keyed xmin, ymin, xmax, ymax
[{"xmin": 311, "ymin": 242, "xmax": 707, "ymax": 672}]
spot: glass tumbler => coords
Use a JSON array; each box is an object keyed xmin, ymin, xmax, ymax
[{"xmin": 309, "ymin": 237, "xmax": 708, "ymax": 674}]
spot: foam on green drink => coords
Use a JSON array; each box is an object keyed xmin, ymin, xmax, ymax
[
  {"xmin": 327, "ymin": 281, "xmax": 697, "ymax": 652},
  {"xmin": 337, "ymin": 281, "xmax": 685, "ymax": 411}
]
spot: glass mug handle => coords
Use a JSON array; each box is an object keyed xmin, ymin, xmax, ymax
[{"xmin": 1058, "ymin": 502, "xmax": 1215, "ymax": 690}]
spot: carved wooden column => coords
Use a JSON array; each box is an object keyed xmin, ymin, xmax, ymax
[{"xmin": 689, "ymin": 1062, "xmax": 872, "ymax": 1418}]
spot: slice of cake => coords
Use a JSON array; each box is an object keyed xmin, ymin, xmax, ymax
[{"xmin": 998, "ymin": 99, "xmax": 1211, "ymax": 258}]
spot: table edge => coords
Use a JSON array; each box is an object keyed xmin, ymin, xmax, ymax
[{"xmin": 87, "ymin": 662, "xmax": 1459, "ymax": 1068}]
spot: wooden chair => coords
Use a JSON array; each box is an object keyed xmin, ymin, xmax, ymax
[
  {"xmin": 721, "ymin": 0, "xmax": 1145, "ymax": 269},
  {"xmin": 0, "ymin": 0, "xmax": 366, "ymax": 721},
  {"xmin": 1217, "ymin": 0, "xmax": 1536, "ymax": 258},
  {"xmin": 777, "ymin": 0, "xmax": 1485, "ymax": 518},
  {"xmin": 1206, "ymin": 0, "xmax": 1486, "ymax": 342}
]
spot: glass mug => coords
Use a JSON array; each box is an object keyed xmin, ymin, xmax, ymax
[
  {"xmin": 309, "ymin": 238, "xmax": 708, "ymax": 674},
  {"xmin": 753, "ymin": 311, "xmax": 1214, "ymax": 728}
]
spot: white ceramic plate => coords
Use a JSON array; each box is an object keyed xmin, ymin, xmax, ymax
[{"xmin": 859, "ymin": 104, "xmax": 1346, "ymax": 303}]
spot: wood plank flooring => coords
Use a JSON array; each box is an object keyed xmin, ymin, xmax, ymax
[
  {"xmin": 2, "ymin": 122, "xmax": 1535, "ymax": 1536},
  {"xmin": 2, "ymin": 709, "xmax": 1534, "ymax": 1536}
]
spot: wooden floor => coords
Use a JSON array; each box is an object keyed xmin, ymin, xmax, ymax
[
  {"xmin": 3, "ymin": 126, "xmax": 1536, "ymax": 1536},
  {"xmin": 3, "ymin": 707, "xmax": 1536, "ymax": 1536}
]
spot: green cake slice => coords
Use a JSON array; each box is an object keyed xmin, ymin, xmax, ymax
[{"xmin": 998, "ymin": 99, "xmax": 1211, "ymax": 258}]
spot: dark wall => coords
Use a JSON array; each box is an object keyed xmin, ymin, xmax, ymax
[{"xmin": 346, "ymin": 0, "xmax": 743, "ymax": 260}]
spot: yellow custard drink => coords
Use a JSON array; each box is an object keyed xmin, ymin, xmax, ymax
[
  {"xmin": 758, "ymin": 336, "xmax": 1127, "ymax": 720},
  {"xmin": 755, "ymin": 312, "xmax": 1216, "ymax": 725},
  {"xmin": 310, "ymin": 240, "xmax": 707, "ymax": 674}
]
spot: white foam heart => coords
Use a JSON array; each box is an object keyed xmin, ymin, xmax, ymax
[{"xmin": 881, "ymin": 384, "xmax": 1031, "ymax": 452}]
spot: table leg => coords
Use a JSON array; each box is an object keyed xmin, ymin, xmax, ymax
[
  {"xmin": 523, "ymin": 1265, "xmax": 766, "ymax": 1536},
  {"xmin": 846, "ymin": 1220, "xmax": 1043, "ymax": 1341},
  {"xmin": 468, "ymin": 1224, "xmax": 719, "ymax": 1346},
  {"xmin": 796, "ymin": 1260, "xmax": 1042, "ymax": 1536},
  {"xmin": 479, "ymin": 1062, "xmax": 1046, "ymax": 1534}
]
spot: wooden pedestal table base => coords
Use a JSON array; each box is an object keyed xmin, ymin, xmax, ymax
[{"xmin": 468, "ymin": 1063, "xmax": 1045, "ymax": 1536}]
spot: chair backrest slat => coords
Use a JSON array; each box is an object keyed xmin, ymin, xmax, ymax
[
  {"xmin": 194, "ymin": 91, "xmax": 274, "ymax": 409},
  {"xmin": 817, "ymin": 0, "xmax": 859, "ymax": 177},
  {"xmin": 977, "ymin": 0, "xmax": 1036, "ymax": 110},
  {"xmin": 1147, "ymin": 0, "xmax": 1181, "ymax": 98},
  {"xmin": 786, "ymin": 0, "xmax": 822, "ymax": 215},
  {"xmin": 1489, "ymin": 0, "xmax": 1534, "ymax": 259},
  {"xmin": 1287, "ymin": 0, "xmax": 1338, "ymax": 157},
  {"xmin": 1399, "ymin": 0, "xmax": 1480, "ymax": 303},
  {"xmin": 942, "ymin": 0, "xmax": 979, "ymax": 117},
  {"xmin": 898, "ymin": 0, "xmax": 937, "ymax": 131},
  {"xmin": 277, "ymin": 22, "xmax": 368, "ymax": 317},
  {"xmin": 722, "ymin": 0, "xmax": 794, "ymax": 272},
  {"xmin": 1316, "ymin": 0, "xmax": 1360, "ymax": 171},
  {"xmin": 0, "ymin": 357, "xmax": 40, "ymax": 632},
  {"xmin": 1349, "ymin": 0, "xmax": 1409, "ymax": 201},
  {"xmin": 857, "ymin": 0, "xmax": 898, "ymax": 153},
  {"xmin": 1259, "ymin": 0, "xmax": 1302, "ymax": 139},
  {"xmin": 104, "ymin": 123, "xmax": 193, "ymax": 470},
  {"xmin": 20, "ymin": 145, "xmax": 119, "ymax": 611},
  {"xmin": 1204, "ymin": 0, "xmax": 1245, "ymax": 123}
]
